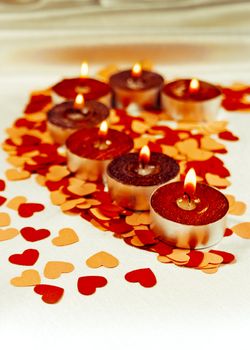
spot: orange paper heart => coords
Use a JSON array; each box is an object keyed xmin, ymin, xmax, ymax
[
  {"xmin": 44, "ymin": 261, "xmax": 74, "ymax": 279},
  {"xmin": 0, "ymin": 212, "xmax": 11, "ymax": 227},
  {"xmin": 86, "ymin": 251, "xmax": 119, "ymax": 269},
  {"xmin": 11, "ymin": 269, "xmax": 41, "ymax": 287},
  {"xmin": 0, "ymin": 228, "xmax": 19, "ymax": 241},
  {"xmin": 52, "ymin": 228, "xmax": 79, "ymax": 246},
  {"xmin": 5, "ymin": 169, "xmax": 31, "ymax": 181}
]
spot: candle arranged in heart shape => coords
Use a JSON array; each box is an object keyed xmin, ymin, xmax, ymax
[
  {"xmin": 161, "ymin": 78, "xmax": 222, "ymax": 122},
  {"xmin": 52, "ymin": 61, "xmax": 111, "ymax": 105},
  {"xmin": 47, "ymin": 93, "xmax": 109, "ymax": 144},
  {"xmin": 109, "ymin": 62, "xmax": 164, "ymax": 109},
  {"xmin": 150, "ymin": 168, "xmax": 229, "ymax": 249},
  {"xmin": 106, "ymin": 145, "xmax": 179, "ymax": 211},
  {"xmin": 66, "ymin": 121, "xmax": 134, "ymax": 181}
]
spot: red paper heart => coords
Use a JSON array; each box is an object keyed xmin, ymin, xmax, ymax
[
  {"xmin": 0, "ymin": 179, "xmax": 5, "ymax": 191},
  {"xmin": 20, "ymin": 227, "xmax": 50, "ymax": 242},
  {"xmin": 184, "ymin": 251, "xmax": 204, "ymax": 268},
  {"xmin": 9, "ymin": 249, "xmax": 39, "ymax": 266},
  {"xmin": 77, "ymin": 276, "xmax": 108, "ymax": 296},
  {"xmin": 34, "ymin": 284, "xmax": 64, "ymax": 304},
  {"xmin": 18, "ymin": 203, "xmax": 45, "ymax": 218},
  {"xmin": 0, "ymin": 196, "xmax": 7, "ymax": 206},
  {"xmin": 125, "ymin": 268, "xmax": 157, "ymax": 288}
]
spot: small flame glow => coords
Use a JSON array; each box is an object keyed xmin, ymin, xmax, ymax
[
  {"xmin": 184, "ymin": 168, "xmax": 196, "ymax": 197},
  {"xmin": 80, "ymin": 61, "xmax": 89, "ymax": 78},
  {"xmin": 74, "ymin": 94, "xmax": 85, "ymax": 109},
  {"xmin": 131, "ymin": 62, "xmax": 142, "ymax": 78},
  {"xmin": 189, "ymin": 78, "xmax": 200, "ymax": 94},
  {"xmin": 139, "ymin": 145, "xmax": 150, "ymax": 166},
  {"xmin": 98, "ymin": 121, "xmax": 108, "ymax": 138}
]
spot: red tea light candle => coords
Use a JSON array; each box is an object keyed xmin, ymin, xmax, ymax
[
  {"xmin": 150, "ymin": 168, "xmax": 229, "ymax": 249},
  {"xmin": 109, "ymin": 62, "xmax": 164, "ymax": 108},
  {"xmin": 106, "ymin": 146, "xmax": 180, "ymax": 211},
  {"xmin": 47, "ymin": 94, "xmax": 110, "ymax": 144},
  {"xmin": 66, "ymin": 121, "xmax": 134, "ymax": 181},
  {"xmin": 162, "ymin": 78, "xmax": 222, "ymax": 122},
  {"xmin": 52, "ymin": 61, "xmax": 111, "ymax": 106}
]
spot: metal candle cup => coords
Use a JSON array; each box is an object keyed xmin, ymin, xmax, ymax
[
  {"xmin": 109, "ymin": 64, "xmax": 164, "ymax": 109},
  {"xmin": 66, "ymin": 125, "xmax": 134, "ymax": 181},
  {"xmin": 106, "ymin": 150, "xmax": 180, "ymax": 211},
  {"xmin": 161, "ymin": 79, "xmax": 222, "ymax": 122},
  {"xmin": 150, "ymin": 180, "xmax": 229, "ymax": 250},
  {"xmin": 47, "ymin": 98, "xmax": 110, "ymax": 144}
]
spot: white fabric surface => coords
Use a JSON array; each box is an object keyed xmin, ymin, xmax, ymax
[{"xmin": 0, "ymin": 46, "xmax": 250, "ymax": 350}]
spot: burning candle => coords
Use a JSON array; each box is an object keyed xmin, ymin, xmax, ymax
[
  {"xmin": 52, "ymin": 62, "xmax": 111, "ymax": 106},
  {"xmin": 161, "ymin": 78, "xmax": 222, "ymax": 122},
  {"xmin": 106, "ymin": 146, "xmax": 179, "ymax": 211},
  {"xmin": 150, "ymin": 168, "xmax": 229, "ymax": 249},
  {"xmin": 109, "ymin": 62, "xmax": 164, "ymax": 109},
  {"xmin": 47, "ymin": 93, "xmax": 110, "ymax": 144},
  {"xmin": 66, "ymin": 121, "xmax": 134, "ymax": 181}
]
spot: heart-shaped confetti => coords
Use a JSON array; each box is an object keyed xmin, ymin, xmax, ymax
[
  {"xmin": 231, "ymin": 222, "xmax": 250, "ymax": 239},
  {"xmin": 5, "ymin": 168, "xmax": 31, "ymax": 181},
  {"xmin": 77, "ymin": 276, "xmax": 108, "ymax": 295},
  {"xmin": 11, "ymin": 269, "xmax": 41, "ymax": 287},
  {"xmin": 0, "ymin": 228, "xmax": 19, "ymax": 241},
  {"xmin": 44, "ymin": 261, "xmax": 74, "ymax": 279},
  {"xmin": 46, "ymin": 165, "xmax": 70, "ymax": 182},
  {"xmin": 125, "ymin": 268, "xmax": 157, "ymax": 288},
  {"xmin": 34, "ymin": 284, "xmax": 64, "ymax": 304},
  {"xmin": 7, "ymin": 196, "xmax": 27, "ymax": 210},
  {"xmin": 0, "ymin": 212, "xmax": 11, "ymax": 227},
  {"xmin": 205, "ymin": 173, "xmax": 231, "ymax": 188},
  {"xmin": 18, "ymin": 203, "xmax": 45, "ymax": 217},
  {"xmin": 20, "ymin": 227, "xmax": 50, "ymax": 242},
  {"xmin": 86, "ymin": 251, "xmax": 119, "ymax": 269},
  {"xmin": 9, "ymin": 249, "xmax": 39, "ymax": 266},
  {"xmin": 0, "ymin": 179, "xmax": 6, "ymax": 191},
  {"xmin": 125, "ymin": 212, "xmax": 152, "ymax": 226},
  {"xmin": 52, "ymin": 228, "xmax": 79, "ymax": 246}
]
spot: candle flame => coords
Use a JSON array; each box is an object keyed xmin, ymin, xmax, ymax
[
  {"xmin": 139, "ymin": 145, "xmax": 150, "ymax": 166},
  {"xmin": 184, "ymin": 168, "xmax": 196, "ymax": 197},
  {"xmin": 74, "ymin": 94, "xmax": 85, "ymax": 109},
  {"xmin": 80, "ymin": 61, "xmax": 89, "ymax": 78},
  {"xmin": 131, "ymin": 62, "xmax": 142, "ymax": 78},
  {"xmin": 189, "ymin": 78, "xmax": 200, "ymax": 94},
  {"xmin": 98, "ymin": 121, "xmax": 108, "ymax": 138}
]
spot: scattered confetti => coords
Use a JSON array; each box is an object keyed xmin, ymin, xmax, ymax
[
  {"xmin": 5, "ymin": 168, "xmax": 31, "ymax": 181},
  {"xmin": 43, "ymin": 261, "xmax": 74, "ymax": 279},
  {"xmin": 20, "ymin": 227, "xmax": 50, "ymax": 242},
  {"xmin": 52, "ymin": 228, "xmax": 79, "ymax": 246},
  {"xmin": 7, "ymin": 196, "xmax": 27, "ymax": 210},
  {"xmin": 0, "ymin": 212, "xmax": 11, "ymax": 227},
  {"xmin": 231, "ymin": 222, "xmax": 250, "ymax": 239},
  {"xmin": 9, "ymin": 249, "xmax": 39, "ymax": 266},
  {"xmin": 18, "ymin": 203, "xmax": 45, "ymax": 218},
  {"xmin": 34, "ymin": 284, "xmax": 64, "ymax": 304},
  {"xmin": 10, "ymin": 269, "xmax": 41, "ymax": 287},
  {"xmin": 77, "ymin": 276, "xmax": 108, "ymax": 296},
  {"xmin": 86, "ymin": 251, "xmax": 119, "ymax": 269},
  {"xmin": 0, "ymin": 228, "xmax": 19, "ymax": 241},
  {"xmin": 125, "ymin": 268, "xmax": 157, "ymax": 288}
]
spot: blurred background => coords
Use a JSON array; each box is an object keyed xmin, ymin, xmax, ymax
[{"xmin": 1, "ymin": 0, "xmax": 250, "ymax": 76}]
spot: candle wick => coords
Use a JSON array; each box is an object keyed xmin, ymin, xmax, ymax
[{"xmin": 183, "ymin": 192, "xmax": 191, "ymax": 203}]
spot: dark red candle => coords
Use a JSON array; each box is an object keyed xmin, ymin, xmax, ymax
[
  {"xmin": 109, "ymin": 63, "xmax": 164, "ymax": 108},
  {"xmin": 106, "ymin": 146, "xmax": 179, "ymax": 211},
  {"xmin": 66, "ymin": 123, "xmax": 134, "ymax": 181},
  {"xmin": 47, "ymin": 96, "xmax": 110, "ymax": 144},
  {"xmin": 162, "ymin": 78, "xmax": 222, "ymax": 122},
  {"xmin": 150, "ymin": 169, "xmax": 229, "ymax": 249},
  {"xmin": 52, "ymin": 63, "xmax": 111, "ymax": 105}
]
